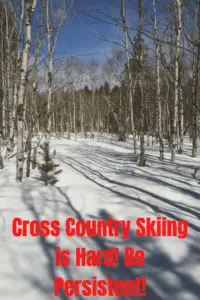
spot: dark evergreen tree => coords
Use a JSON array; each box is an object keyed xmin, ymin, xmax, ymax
[
  {"xmin": 104, "ymin": 81, "xmax": 110, "ymax": 95},
  {"xmin": 38, "ymin": 143, "xmax": 62, "ymax": 186}
]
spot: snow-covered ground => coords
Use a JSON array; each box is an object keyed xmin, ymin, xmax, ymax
[{"xmin": 0, "ymin": 135, "xmax": 200, "ymax": 300}]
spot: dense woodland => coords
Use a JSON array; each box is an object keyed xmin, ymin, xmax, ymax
[{"xmin": 0, "ymin": 0, "xmax": 199, "ymax": 181}]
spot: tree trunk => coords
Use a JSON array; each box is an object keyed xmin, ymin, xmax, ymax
[
  {"xmin": 192, "ymin": 3, "xmax": 200, "ymax": 157},
  {"xmin": 73, "ymin": 90, "xmax": 76, "ymax": 141},
  {"xmin": 171, "ymin": 0, "xmax": 181, "ymax": 162},
  {"xmin": 16, "ymin": 0, "xmax": 37, "ymax": 182},
  {"xmin": 80, "ymin": 91, "xmax": 84, "ymax": 138},
  {"xmin": 178, "ymin": 86, "xmax": 184, "ymax": 153},
  {"xmin": 121, "ymin": 0, "xmax": 137, "ymax": 154},
  {"xmin": 152, "ymin": 0, "xmax": 164, "ymax": 160}
]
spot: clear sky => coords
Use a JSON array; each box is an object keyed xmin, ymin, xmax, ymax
[
  {"xmin": 54, "ymin": 0, "xmax": 143, "ymax": 64},
  {"xmin": 1, "ymin": 0, "xmax": 158, "ymax": 64}
]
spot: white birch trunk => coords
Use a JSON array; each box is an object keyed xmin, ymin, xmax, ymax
[
  {"xmin": 171, "ymin": 0, "xmax": 182, "ymax": 162},
  {"xmin": 121, "ymin": 0, "xmax": 137, "ymax": 154},
  {"xmin": 9, "ymin": 0, "xmax": 25, "ymax": 151},
  {"xmin": 178, "ymin": 86, "xmax": 184, "ymax": 153},
  {"xmin": 152, "ymin": 0, "xmax": 164, "ymax": 160},
  {"xmin": 80, "ymin": 91, "xmax": 84, "ymax": 138},
  {"xmin": 192, "ymin": 4, "xmax": 200, "ymax": 157},
  {"xmin": 16, "ymin": 0, "xmax": 37, "ymax": 181}
]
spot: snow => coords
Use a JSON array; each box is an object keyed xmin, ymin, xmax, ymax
[{"xmin": 0, "ymin": 135, "xmax": 200, "ymax": 299}]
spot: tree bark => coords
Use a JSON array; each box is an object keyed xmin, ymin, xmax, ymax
[
  {"xmin": 16, "ymin": 0, "xmax": 37, "ymax": 182},
  {"xmin": 171, "ymin": 0, "xmax": 182, "ymax": 162},
  {"xmin": 121, "ymin": 0, "xmax": 137, "ymax": 154},
  {"xmin": 152, "ymin": 0, "xmax": 164, "ymax": 160}
]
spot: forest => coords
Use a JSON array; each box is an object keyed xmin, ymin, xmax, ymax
[
  {"xmin": 0, "ymin": 1, "xmax": 200, "ymax": 300},
  {"xmin": 0, "ymin": 0, "xmax": 199, "ymax": 178}
]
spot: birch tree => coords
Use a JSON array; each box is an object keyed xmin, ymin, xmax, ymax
[
  {"xmin": 26, "ymin": 0, "xmax": 45, "ymax": 177},
  {"xmin": 16, "ymin": 0, "xmax": 37, "ymax": 182},
  {"xmin": 136, "ymin": 0, "xmax": 145, "ymax": 166},
  {"xmin": 171, "ymin": 0, "xmax": 182, "ymax": 162},
  {"xmin": 45, "ymin": 0, "xmax": 73, "ymax": 143},
  {"xmin": 152, "ymin": 0, "xmax": 164, "ymax": 160},
  {"xmin": 191, "ymin": 1, "xmax": 200, "ymax": 157},
  {"xmin": 0, "ymin": 1, "xmax": 17, "ymax": 157},
  {"xmin": 9, "ymin": 0, "xmax": 24, "ymax": 152},
  {"xmin": 121, "ymin": 0, "xmax": 137, "ymax": 155},
  {"xmin": 88, "ymin": 60, "xmax": 99, "ymax": 137}
]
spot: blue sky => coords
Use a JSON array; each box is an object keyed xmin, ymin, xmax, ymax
[
  {"xmin": 1, "ymin": 0, "xmax": 160, "ymax": 64},
  {"xmin": 54, "ymin": 0, "xmax": 142, "ymax": 64},
  {"xmin": 28, "ymin": 0, "xmax": 164, "ymax": 89}
]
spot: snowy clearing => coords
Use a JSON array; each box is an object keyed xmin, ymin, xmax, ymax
[{"xmin": 1, "ymin": 136, "xmax": 200, "ymax": 300}]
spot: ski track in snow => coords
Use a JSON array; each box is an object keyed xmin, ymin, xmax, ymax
[{"xmin": 0, "ymin": 136, "xmax": 200, "ymax": 299}]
